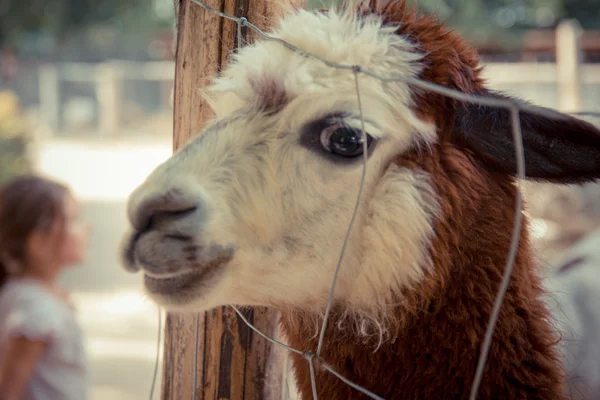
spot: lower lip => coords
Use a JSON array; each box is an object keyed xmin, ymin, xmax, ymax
[{"xmin": 144, "ymin": 262, "xmax": 222, "ymax": 294}]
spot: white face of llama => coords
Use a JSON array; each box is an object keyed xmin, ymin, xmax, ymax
[{"xmin": 121, "ymin": 7, "xmax": 440, "ymax": 314}]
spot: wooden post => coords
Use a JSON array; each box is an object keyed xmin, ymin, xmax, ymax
[
  {"xmin": 164, "ymin": 1, "xmax": 303, "ymax": 399},
  {"xmin": 96, "ymin": 61, "xmax": 122, "ymax": 136},
  {"xmin": 38, "ymin": 65, "xmax": 60, "ymax": 135},
  {"xmin": 556, "ymin": 19, "xmax": 582, "ymax": 112}
]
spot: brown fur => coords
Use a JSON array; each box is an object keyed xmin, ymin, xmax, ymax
[
  {"xmin": 376, "ymin": 0, "xmax": 486, "ymax": 134},
  {"xmin": 248, "ymin": 74, "xmax": 290, "ymax": 115},
  {"xmin": 280, "ymin": 2, "xmax": 567, "ymax": 399},
  {"xmin": 280, "ymin": 150, "xmax": 566, "ymax": 399}
]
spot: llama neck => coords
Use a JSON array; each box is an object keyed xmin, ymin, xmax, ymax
[
  {"xmin": 279, "ymin": 242, "xmax": 566, "ymax": 400},
  {"xmin": 279, "ymin": 196, "xmax": 566, "ymax": 400}
]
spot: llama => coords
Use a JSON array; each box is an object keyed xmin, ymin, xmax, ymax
[
  {"xmin": 544, "ymin": 225, "xmax": 600, "ymax": 400},
  {"xmin": 526, "ymin": 180, "xmax": 600, "ymax": 398},
  {"xmin": 121, "ymin": 1, "xmax": 600, "ymax": 398}
]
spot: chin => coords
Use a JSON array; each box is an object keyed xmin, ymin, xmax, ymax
[{"xmin": 141, "ymin": 262, "xmax": 231, "ymax": 313}]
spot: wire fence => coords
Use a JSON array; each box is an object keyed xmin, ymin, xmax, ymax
[{"xmin": 152, "ymin": 1, "xmax": 600, "ymax": 399}]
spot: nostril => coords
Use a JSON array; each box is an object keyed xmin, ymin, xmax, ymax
[
  {"xmin": 144, "ymin": 207, "xmax": 198, "ymax": 232},
  {"xmin": 161, "ymin": 206, "xmax": 198, "ymax": 218},
  {"xmin": 128, "ymin": 185, "xmax": 205, "ymax": 232},
  {"xmin": 163, "ymin": 232, "xmax": 194, "ymax": 242}
]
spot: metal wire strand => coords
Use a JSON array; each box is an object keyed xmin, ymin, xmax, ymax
[
  {"xmin": 192, "ymin": 312, "xmax": 200, "ymax": 400},
  {"xmin": 230, "ymin": 305, "xmax": 303, "ymax": 355},
  {"xmin": 308, "ymin": 355, "xmax": 319, "ymax": 400},
  {"xmin": 149, "ymin": 306, "xmax": 163, "ymax": 400},
  {"xmin": 316, "ymin": 66, "xmax": 369, "ymax": 357},
  {"xmin": 236, "ymin": 17, "xmax": 247, "ymax": 50},
  {"xmin": 569, "ymin": 111, "xmax": 600, "ymax": 118},
  {"xmin": 468, "ymin": 105, "xmax": 526, "ymax": 400},
  {"xmin": 232, "ymin": 304, "xmax": 389, "ymax": 400}
]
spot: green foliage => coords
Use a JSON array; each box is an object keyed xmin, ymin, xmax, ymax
[
  {"xmin": 306, "ymin": 0, "xmax": 600, "ymax": 48},
  {"xmin": 0, "ymin": 138, "xmax": 31, "ymax": 187},
  {"xmin": 0, "ymin": 0, "xmax": 169, "ymax": 49},
  {"xmin": 0, "ymin": 92, "xmax": 32, "ymax": 186},
  {"xmin": 563, "ymin": 0, "xmax": 600, "ymax": 29},
  {"xmin": 3, "ymin": 0, "xmax": 598, "ymax": 53}
]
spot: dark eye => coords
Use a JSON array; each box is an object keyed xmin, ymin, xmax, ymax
[{"xmin": 320, "ymin": 125, "xmax": 373, "ymax": 158}]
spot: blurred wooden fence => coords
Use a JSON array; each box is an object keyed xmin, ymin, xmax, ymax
[{"xmin": 35, "ymin": 19, "xmax": 598, "ymax": 138}]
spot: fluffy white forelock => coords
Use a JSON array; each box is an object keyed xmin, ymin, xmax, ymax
[{"xmin": 206, "ymin": 6, "xmax": 435, "ymax": 146}]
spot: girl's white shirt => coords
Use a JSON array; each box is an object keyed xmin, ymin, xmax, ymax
[{"xmin": 0, "ymin": 278, "xmax": 89, "ymax": 400}]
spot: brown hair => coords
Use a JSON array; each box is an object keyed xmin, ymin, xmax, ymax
[{"xmin": 0, "ymin": 175, "xmax": 70, "ymax": 287}]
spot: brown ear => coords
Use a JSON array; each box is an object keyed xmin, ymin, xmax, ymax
[{"xmin": 452, "ymin": 91, "xmax": 600, "ymax": 184}]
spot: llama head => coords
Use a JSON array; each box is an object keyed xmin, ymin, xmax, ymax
[{"xmin": 121, "ymin": 0, "xmax": 600, "ymax": 320}]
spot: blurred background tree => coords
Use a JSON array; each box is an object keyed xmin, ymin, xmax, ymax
[
  {"xmin": 0, "ymin": 90, "xmax": 32, "ymax": 185},
  {"xmin": 0, "ymin": 0, "xmax": 174, "ymax": 61},
  {"xmin": 2, "ymin": 0, "xmax": 598, "ymax": 59},
  {"xmin": 308, "ymin": 0, "xmax": 600, "ymax": 48}
]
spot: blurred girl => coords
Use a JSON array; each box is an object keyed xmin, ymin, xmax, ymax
[{"xmin": 0, "ymin": 175, "xmax": 90, "ymax": 400}]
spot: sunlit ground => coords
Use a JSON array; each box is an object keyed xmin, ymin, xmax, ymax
[
  {"xmin": 33, "ymin": 136, "xmax": 172, "ymax": 400},
  {"xmin": 72, "ymin": 290, "xmax": 162, "ymax": 361}
]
